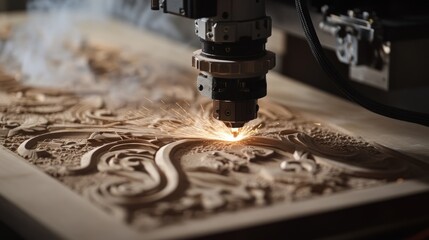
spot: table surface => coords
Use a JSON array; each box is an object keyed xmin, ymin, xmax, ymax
[{"xmin": 0, "ymin": 13, "xmax": 428, "ymax": 240}]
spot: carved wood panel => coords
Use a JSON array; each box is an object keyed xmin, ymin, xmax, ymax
[{"xmin": 0, "ymin": 43, "xmax": 427, "ymax": 231}]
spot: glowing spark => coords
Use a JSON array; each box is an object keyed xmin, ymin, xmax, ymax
[{"xmin": 143, "ymin": 97, "xmax": 154, "ymax": 104}]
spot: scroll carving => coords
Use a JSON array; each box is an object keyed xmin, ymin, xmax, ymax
[{"xmin": 0, "ymin": 42, "xmax": 427, "ymax": 231}]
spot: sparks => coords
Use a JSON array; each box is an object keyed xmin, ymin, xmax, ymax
[{"xmin": 128, "ymin": 102, "xmax": 260, "ymax": 142}]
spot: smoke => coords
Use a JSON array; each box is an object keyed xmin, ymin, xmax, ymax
[
  {"xmin": 0, "ymin": 0, "xmax": 115, "ymax": 88},
  {"xmin": 0, "ymin": 0, "xmax": 196, "ymax": 87},
  {"xmin": 0, "ymin": 0, "xmax": 197, "ymax": 109}
]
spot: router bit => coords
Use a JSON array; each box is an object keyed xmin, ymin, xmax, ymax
[{"xmin": 151, "ymin": 0, "xmax": 275, "ymax": 131}]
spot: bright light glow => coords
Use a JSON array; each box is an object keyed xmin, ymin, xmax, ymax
[
  {"xmin": 231, "ymin": 127, "xmax": 239, "ymax": 138},
  {"xmin": 129, "ymin": 102, "xmax": 260, "ymax": 142}
]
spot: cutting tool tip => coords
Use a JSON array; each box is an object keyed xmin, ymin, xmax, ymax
[{"xmin": 231, "ymin": 127, "xmax": 240, "ymax": 138}]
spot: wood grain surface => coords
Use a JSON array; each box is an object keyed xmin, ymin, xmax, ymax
[{"xmin": 0, "ymin": 14, "xmax": 428, "ymax": 240}]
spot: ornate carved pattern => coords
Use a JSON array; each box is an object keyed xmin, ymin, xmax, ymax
[{"xmin": 0, "ymin": 43, "xmax": 427, "ymax": 231}]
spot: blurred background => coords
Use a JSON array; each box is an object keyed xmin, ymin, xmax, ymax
[
  {"xmin": 0, "ymin": 0, "xmax": 26, "ymax": 11},
  {"xmin": 1, "ymin": 0, "xmax": 428, "ymax": 116},
  {"xmin": 0, "ymin": 0, "xmax": 200, "ymax": 45}
]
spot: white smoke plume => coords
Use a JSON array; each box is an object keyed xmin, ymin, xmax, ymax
[
  {"xmin": 0, "ymin": 0, "xmax": 119, "ymax": 87},
  {"xmin": 0, "ymin": 0, "xmax": 196, "ymax": 107}
]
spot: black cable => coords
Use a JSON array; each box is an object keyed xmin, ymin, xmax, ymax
[{"xmin": 295, "ymin": 0, "xmax": 429, "ymax": 127}]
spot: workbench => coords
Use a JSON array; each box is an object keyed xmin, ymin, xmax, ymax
[{"xmin": 0, "ymin": 13, "xmax": 428, "ymax": 240}]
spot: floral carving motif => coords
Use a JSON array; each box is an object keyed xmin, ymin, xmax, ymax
[{"xmin": 1, "ymin": 44, "xmax": 427, "ymax": 231}]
